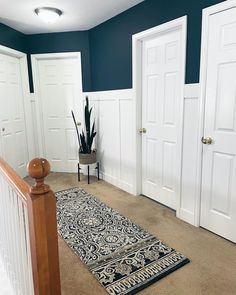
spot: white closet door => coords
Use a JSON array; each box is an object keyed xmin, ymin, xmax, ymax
[
  {"xmin": 200, "ymin": 6, "xmax": 236, "ymax": 243},
  {"xmin": 142, "ymin": 28, "xmax": 183, "ymax": 209},
  {"xmin": 0, "ymin": 53, "xmax": 29, "ymax": 177},
  {"xmin": 35, "ymin": 55, "xmax": 82, "ymax": 172}
]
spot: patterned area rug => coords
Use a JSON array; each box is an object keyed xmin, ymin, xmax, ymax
[{"xmin": 55, "ymin": 188, "xmax": 189, "ymax": 295}]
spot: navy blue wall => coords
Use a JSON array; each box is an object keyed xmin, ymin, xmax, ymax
[
  {"xmin": 89, "ymin": 0, "xmax": 223, "ymax": 91},
  {"xmin": 1, "ymin": 0, "xmax": 225, "ymax": 92},
  {"xmin": 0, "ymin": 23, "xmax": 27, "ymax": 53},
  {"xmin": 0, "ymin": 24, "xmax": 92, "ymax": 92},
  {"xmin": 27, "ymin": 31, "xmax": 91, "ymax": 92}
]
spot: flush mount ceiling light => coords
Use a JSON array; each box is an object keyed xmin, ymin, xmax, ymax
[{"xmin": 34, "ymin": 7, "xmax": 63, "ymax": 24}]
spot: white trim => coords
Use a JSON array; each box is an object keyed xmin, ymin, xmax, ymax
[
  {"xmin": 20, "ymin": 56, "xmax": 35, "ymax": 160},
  {"xmin": 184, "ymin": 83, "xmax": 200, "ymax": 98},
  {"xmin": 0, "ymin": 45, "xmax": 25, "ymax": 58},
  {"xmin": 0, "ymin": 45, "xmax": 34, "ymax": 161},
  {"xmin": 196, "ymin": 0, "xmax": 236, "ymax": 226},
  {"xmin": 84, "ymin": 89, "xmax": 133, "ymax": 100},
  {"xmin": 179, "ymin": 83, "xmax": 200, "ymax": 226},
  {"xmin": 31, "ymin": 52, "xmax": 82, "ymax": 60},
  {"xmin": 31, "ymin": 52, "xmax": 83, "ymax": 157},
  {"xmin": 184, "ymin": 83, "xmax": 201, "ymax": 226},
  {"xmin": 132, "ymin": 16, "xmax": 187, "ymax": 215}
]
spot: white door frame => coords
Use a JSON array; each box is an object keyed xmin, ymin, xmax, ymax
[
  {"xmin": 0, "ymin": 45, "xmax": 34, "ymax": 161},
  {"xmin": 132, "ymin": 16, "xmax": 187, "ymax": 215},
  {"xmin": 195, "ymin": 0, "xmax": 236, "ymax": 226},
  {"xmin": 31, "ymin": 52, "xmax": 83, "ymax": 158}
]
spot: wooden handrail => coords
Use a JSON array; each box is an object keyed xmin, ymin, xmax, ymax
[
  {"xmin": 0, "ymin": 157, "xmax": 29, "ymax": 204},
  {"xmin": 0, "ymin": 157, "xmax": 61, "ymax": 295}
]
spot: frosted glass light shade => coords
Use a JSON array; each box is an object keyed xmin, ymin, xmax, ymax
[{"xmin": 35, "ymin": 7, "xmax": 62, "ymax": 24}]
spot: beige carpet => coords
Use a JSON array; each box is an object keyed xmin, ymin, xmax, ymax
[{"xmin": 26, "ymin": 173, "xmax": 236, "ymax": 295}]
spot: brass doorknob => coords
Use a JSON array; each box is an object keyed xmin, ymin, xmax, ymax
[
  {"xmin": 201, "ymin": 137, "xmax": 213, "ymax": 145},
  {"xmin": 139, "ymin": 128, "xmax": 147, "ymax": 134}
]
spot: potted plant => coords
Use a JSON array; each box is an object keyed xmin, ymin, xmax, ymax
[{"xmin": 71, "ymin": 96, "xmax": 97, "ymax": 164}]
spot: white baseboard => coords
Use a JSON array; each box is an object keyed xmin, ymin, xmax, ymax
[
  {"xmin": 178, "ymin": 208, "xmax": 195, "ymax": 225},
  {"xmin": 101, "ymin": 171, "xmax": 135, "ymax": 195}
]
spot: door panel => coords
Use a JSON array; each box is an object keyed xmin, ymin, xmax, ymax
[
  {"xmin": 37, "ymin": 56, "xmax": 82, "ymax": 172},
  {"xmin": 142, "ymin": 29, "xmax": 183, "ymax": 209},
  {"xmin": 162, "ymin": 141, "xmax": 175, "ymax": 191},
  {"xmin": 200, "ymin": 7, "xmax": 236, "ymax": 242},
  {"xmin": 164, "ymin": 73, "xmax": 177, "ymax": 126},
  {"xmin": 0, "ymin": 53, "xmax": 29, "ymax": 177},
  {"xmin": 210, "ymin": 152, "xmax": 233, "ymax": 217}
]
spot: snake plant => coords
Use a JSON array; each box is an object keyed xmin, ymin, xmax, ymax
[{"xmin": 71, "ymin": 96, "xmax": 97, "ymax": 154}]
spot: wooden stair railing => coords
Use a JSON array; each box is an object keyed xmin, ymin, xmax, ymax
[
  {"xmin": 0, "ymin": 157, "xmax": 61, "ymax": 295},
  {"xmin": 27, "ymin": 158, "xmax": 61, "ymax": 295}
]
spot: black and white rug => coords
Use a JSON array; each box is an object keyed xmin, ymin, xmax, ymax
[{"xmin": 55, "ymin": 187, "xmax": 189, "ymax": 295}]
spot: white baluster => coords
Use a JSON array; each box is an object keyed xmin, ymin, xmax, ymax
[{"xmin": 0, "ymin": 175, "xmax": 34, "ymax": 295}]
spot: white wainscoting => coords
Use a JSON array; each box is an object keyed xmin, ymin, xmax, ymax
[
  {"xmin": 29, "ymin": 86, "xmax": 201, "ymax": 226},
  {"xmin": 85, "ymin": 86, "xmax": 201, "ymax": 226},
  {"xmin": 83, "ymin": 90, "xmax": 135, "ymax": 194},
  {"xmin": 179, "ymin": 83, "xmax": 200, "ymax": 226}
]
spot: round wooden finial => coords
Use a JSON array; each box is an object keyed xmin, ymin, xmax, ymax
[
  {"xmin": 27, "ymin": 158, "xmax": 50, "ymax": 194},
  {"xmin": 28, "ymin": 158, "xmax": 50, "ymax": 179}
]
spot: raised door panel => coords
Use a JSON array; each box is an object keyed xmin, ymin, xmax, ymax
[
  {"xmin": 163, "ymin": 72, "xmax": 178, "ymax": 127},
  {"xmin": 210, "ymin": 152, "xmax": 233, "ymax": 217},
  {"xmin": 65, "ymin": 128, "xmax": 78, "ymax": 162},
  {"xmin": 146, "ymin": 139, "xmax": 158, "ymax": 185},
  {"xmin": 146, "ymin": 76, "xmax": 158, "ymax": 124},
  {"xmin": 46, "ymin": 128, "xmax": 64, "ymax": 161},
  {"xmin": 215, "ymin": 63, "xmax": 236, "ymax": 132}
]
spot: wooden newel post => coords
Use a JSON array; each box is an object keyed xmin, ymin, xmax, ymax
[{"xmin": 27, "ymin": 158, "xmax": 61, "ymax": 295}]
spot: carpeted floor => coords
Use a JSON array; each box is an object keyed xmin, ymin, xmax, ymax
[
  {"xmin": 56, "ymin": 187, "xmax": 189, "ymax": 295},
  {"xmin": 26, "ymin": 173, "xmax": 236, "ymax": 295}
]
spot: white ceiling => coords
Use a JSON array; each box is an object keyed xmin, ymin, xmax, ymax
[{"xmin": 0, "ymin": 0, "xmax": 144, "ymax": 34}]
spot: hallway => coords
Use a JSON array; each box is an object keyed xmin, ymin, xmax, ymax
[{"xmin": 26, "ymin": 173, "xmax": 236, "ymax": 295}]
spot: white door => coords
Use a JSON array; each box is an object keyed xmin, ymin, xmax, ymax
[
  {"xmin": 200, "ymin": 5, "xmax": 236, "ymax": 243},
  {"xmin": 33, "ymin": 54, "xmax": 83, "ymax": 172},
  {"xmin": 141, "ymin": 28, "xmax": 184, "ymax": 209},
  {"xmin": 0, "ymin": 53, "xmax": 29, "ymax": 177}
]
